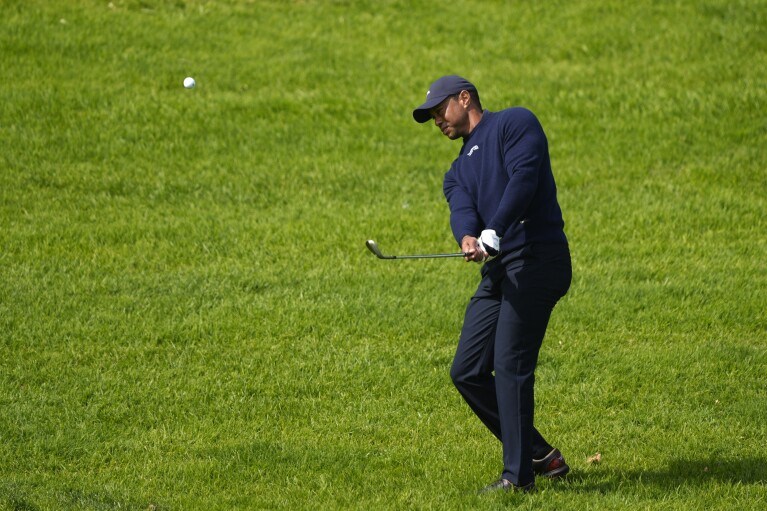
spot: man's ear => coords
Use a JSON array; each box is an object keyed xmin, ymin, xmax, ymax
[{"xmin": 458, "ymin": 89, "xmax": 472, "ymax": 108}]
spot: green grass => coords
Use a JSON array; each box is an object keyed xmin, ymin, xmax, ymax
[{"xmin": 1, "ymin": 0, "xmax": 766, "ymax": 509}]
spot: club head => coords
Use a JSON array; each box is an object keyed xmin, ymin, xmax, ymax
[{"xmin": 365, "ymin": 239, "xmax": 389, "ymax": 259}]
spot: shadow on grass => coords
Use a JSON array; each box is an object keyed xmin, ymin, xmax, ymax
[
  {"xmin": 0, "ymin": 484, "xmax": 158, "ymax": 511},
  {"xmin": 564, "ymin": 457, "xmax": 767, "ymax": 493}
]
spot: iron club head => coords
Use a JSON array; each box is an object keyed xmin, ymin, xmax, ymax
[{"xmin": 366, "ymin": 240, "xmax": 391, "ymax": 259}]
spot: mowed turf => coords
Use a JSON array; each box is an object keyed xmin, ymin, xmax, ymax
[{"xmin": 1, "ymin": 0, "xmax": 765, "ymax": 509}]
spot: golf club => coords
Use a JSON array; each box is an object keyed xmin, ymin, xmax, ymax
[{"xmin": 366, "ymin": 239, "xmax": 469, "ymax": 260}]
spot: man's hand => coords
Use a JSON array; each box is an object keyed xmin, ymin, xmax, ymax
[
  {"xmin": 461, "ymin": 235, "xmax": 486, "ymax": 263},
  {"xmin": 478, "ymin": 229, "xmax": 500, "ymax": 259}
]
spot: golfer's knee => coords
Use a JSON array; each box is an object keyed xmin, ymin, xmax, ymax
[{"xmin": 450, "ymin": 361, "xmax": 470, "ymax": 389}]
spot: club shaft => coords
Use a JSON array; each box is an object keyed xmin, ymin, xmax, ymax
[
  {"xmin": 366, "ymin": 239, "xmax": 467, "ymax": 259},
  {"xmin": 383, "ymin": 253, "xmax": 466, "ymax": 259}
]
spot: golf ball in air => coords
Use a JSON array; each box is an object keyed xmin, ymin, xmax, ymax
[{"xmin": 183, "ymin": 77, "xmax": 196, "ymax": 89}]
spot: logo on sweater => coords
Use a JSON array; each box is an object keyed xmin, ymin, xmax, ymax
[{"xmin": 467, "ymin": 145, "xmax": 480, "ymax": 156}]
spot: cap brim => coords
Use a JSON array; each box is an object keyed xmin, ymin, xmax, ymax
[{"xmin": 412, "ymin": 94, "xmax": 448, "ymax": 123}]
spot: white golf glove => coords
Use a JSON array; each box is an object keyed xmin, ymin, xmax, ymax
[{"xmin": 477, "ymin": 229, "xmax": 500, "ymax": 259}]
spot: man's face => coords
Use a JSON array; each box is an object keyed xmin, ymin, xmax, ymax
[{"xmin": 429, "ymin": 92, "xmax": 470, "ymax": 140}]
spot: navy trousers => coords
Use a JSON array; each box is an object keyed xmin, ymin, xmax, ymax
[{"xmin": 450, "ymin": 243, "xmax": 571, "ymax": 486}]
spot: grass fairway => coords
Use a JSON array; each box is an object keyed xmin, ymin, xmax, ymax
[{"xmin": 1, "ymin": 0, "xmax": 766, "ymax": 509}]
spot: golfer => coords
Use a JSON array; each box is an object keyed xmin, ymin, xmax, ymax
[{"xmin": 413, "ymin": 75, "xmax": 572, "ymax": 493}]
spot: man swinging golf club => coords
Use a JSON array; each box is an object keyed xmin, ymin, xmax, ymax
[{"xmin": 412, "ymin": 75, "xmax": 572, "ymax": 493}]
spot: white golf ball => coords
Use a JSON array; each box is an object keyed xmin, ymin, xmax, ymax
[{"xmin": 183, "ymin": 77, "xmax": 196, "ymax": 89}]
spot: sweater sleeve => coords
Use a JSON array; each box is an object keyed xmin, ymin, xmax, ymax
[
  {"xmin": 486, "ymin": 110, "xmax": 546, "ymax": 235},
  {"xmin": 443, "ymin": 168, "xmax": 482, "ymax": 246}
]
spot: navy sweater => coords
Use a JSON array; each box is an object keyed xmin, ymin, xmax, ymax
[{"xmin": 443, "ymin": 108, "xmax": 568, "ymax": 254}]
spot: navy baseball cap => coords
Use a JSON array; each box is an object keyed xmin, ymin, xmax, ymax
[{"xmin": 412, "ymin": 75, "xmax": 477, "ymax": 123}]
